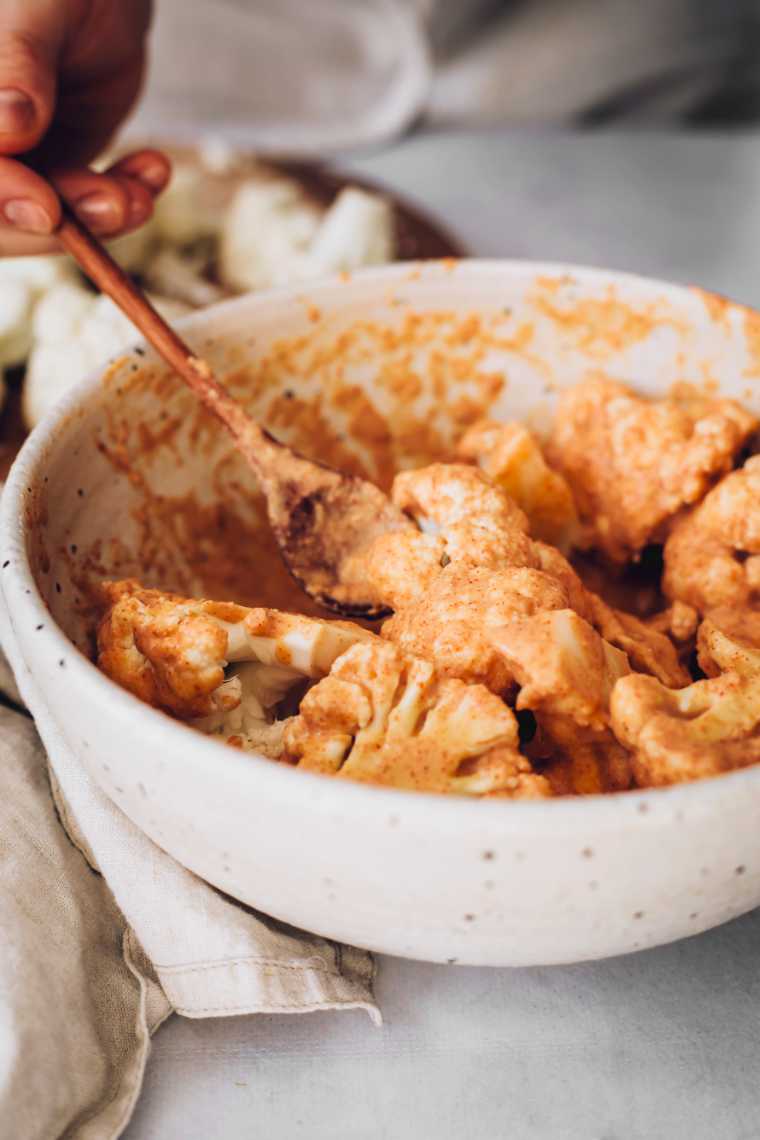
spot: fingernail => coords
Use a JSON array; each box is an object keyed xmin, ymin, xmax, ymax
[
  {"xmin": 3, "ymin": 198, "xmax": 54, "ymax": 234},
  {"xmin": 0, "ymin": 88, "xmax": 35, "ymax": 134},
  {"xmin": 73, "ymin": 193, "xmax": 122, "ymax": 233}
]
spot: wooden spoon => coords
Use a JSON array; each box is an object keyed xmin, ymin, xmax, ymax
[{"xmin": 57, "ymin": 206, "xmax": 412, "ymax": 619}]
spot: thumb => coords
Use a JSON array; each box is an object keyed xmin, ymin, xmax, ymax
[{"xmin": 0, "ymin": 1, "xmax": 67, "ymax": 155}]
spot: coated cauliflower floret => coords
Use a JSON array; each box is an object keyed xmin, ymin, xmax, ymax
[
  {"xmin": 342, "ymin": 463, "xmax": 537, "ymax": 611},
  {"xmin": 458, "ymin": 418, "xmax": 580, "ymax": 552},
  {"xmin": 696, "ymin": 611, "xmax": 760, "ymax": 678},
  {"xmin": 663, "ymin": 456, "xmax": 760, "ymax": 614},
  {"xmin": 548, "ymin": 377, "xmax": 757, "ymax": 562},
  {"xmin": 492, "ymin": 609, "xmax": 634, "ymax": 794},
  {"xmin": 393, "ymin": 463, "xmax": 536, "ymax": 568},
  {"xmin": 382, "ymin": 564, "xmax": 570, "ymax": 694},
  {"xmin": 356, "ymin": 461, "xmax": 685, "ymax": 689},
  {"xmin": 535, "ymin": 541, "xmax": 689, "ymax": 686},
  {"xmin": 611, "ymin": 617, "xmax": 760, "ymax": 786},
  {"xmin": 587, "ymin": 593, "xmax": 690, "ymax": 687},
  {"xmin": 283, "ymin": 639, "xmax": 550, "ymax": 797},
  {"xmin": 96, "ymin": 580, "xmax": 370, "ymax": 753},
  {"xmin": 492, "ymin": 609, "xmax": 630, "ymax": 733},
  {"xmin": 648, "ymin": 600, "xmax": 700, "ymax": 645}
]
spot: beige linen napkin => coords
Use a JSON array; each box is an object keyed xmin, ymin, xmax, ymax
[{"xmin": 0, "ymin": 606, "xmax": 378, "ymax": 1140}]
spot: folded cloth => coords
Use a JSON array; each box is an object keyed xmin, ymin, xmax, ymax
[{"xmin": 0, "ymin": 604, "xmax": 378, "ymax": 1140}]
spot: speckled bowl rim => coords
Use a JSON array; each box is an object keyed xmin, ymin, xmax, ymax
[{"xmin": 3, "ymin": 258, "xmax": 759, "ymax": 834}]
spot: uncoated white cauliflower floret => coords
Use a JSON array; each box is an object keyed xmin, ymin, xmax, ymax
[
  {"xmin": 0, "ymin": 255, "xmax": 77, "ymax": 408},
  {"xmin": 307, "ymin": 187, "xmax": 394, "ymax": 275},
  {"xmin": 218, "ymin": 177, "xmax": 322, "ymax": 293},
  {"xmin": 152, "ymin": 161, "xmax": 224, "ymax": 246},
  {"xmin": 22, "ymin": 281, "xmax": 191, "ymax": 429},
  {"xmin": 219, "ymin": 177, "xmax": 395, "ymax": 294},
  {"xmin": 143, "ymin": 246, "xmax": 226, "ymax": 309}
]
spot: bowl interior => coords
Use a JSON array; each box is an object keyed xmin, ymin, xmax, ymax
[{"xmin": 22, "ymin": 260, "xmax": 760, "ymax": 659}]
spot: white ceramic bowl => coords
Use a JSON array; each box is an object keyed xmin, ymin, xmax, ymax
[{"xmin": 4, "ymin": 260, "xmax": 760, "ymax": 967}]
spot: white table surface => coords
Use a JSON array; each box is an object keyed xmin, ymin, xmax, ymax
[{"xmin": 125, "ymin": 129, "xmax": 760, "ymax": 1140}]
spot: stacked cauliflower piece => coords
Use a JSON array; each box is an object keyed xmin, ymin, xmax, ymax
[{"xmin": 96, "ymin": 376, "xmax": 760, "ymax": 797}]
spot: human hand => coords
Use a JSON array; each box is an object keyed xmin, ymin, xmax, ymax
[{"xmin": 0, "ymin": 0, "xmax": 169, "ymax": 255}]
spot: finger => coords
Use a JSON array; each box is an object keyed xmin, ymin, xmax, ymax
[
  {"xmin": 0, "ymin": 1, "xmax": 66, "ymax": 155},
  {"xmin": 107, "ymin": 149, "xmax": 172, "ymax": 197},
  {"xmin": 0, "ymin": 155, "xmax": 59, "ymax": 234},
  {"xmin": 104, "ymin": 172, "xmax": 155, "ymax": 232},
  {"xmin": 51, "ymin": 168, "xmax": 132, "ymax": 237},
  {"xmin": 0, "ymin": 158, "xmax": 160, "ymax": 255},
  {"xmin": 0, "ymin": 228, "xmax": 61, "ymax": 255}
]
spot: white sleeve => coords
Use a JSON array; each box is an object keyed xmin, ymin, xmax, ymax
[{"xmin": 129, "ymin": 0, "xmax": 431, "ymax": 154}]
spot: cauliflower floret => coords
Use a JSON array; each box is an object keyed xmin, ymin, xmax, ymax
[
  {"xmin": 492, "ymin": 609, "xmax": 634, "ymax": 793},
  {"xmin": 0, "ymin": 254, "xmax": 74, "ymax": 294},
  {"xmin": 492, "ymin": 609, "xmax": 630, "ymax": 733},
  {"xmin": 696, "ymin": 611, "xmax": 760, "ymax": 678},
  {"xmin": 0, "ymin": 254, "xmax": 74, "ymax": 376},
  {"xmin": 392, "ymin": 463, "xmax": 535, "ymax": 568},
  {"xmin": 152, "ymin": 160, "xmax": 225, "ymax": 246},
  {"xmin": 355, "ymin": 461, "xmax": 684, "ymax": 689},
  {"xmin": 382, "ymin": 564, "xmax": 570, "ymax": 694},
  {"xmin": 143, "ymin": 246, "xmax": 225, "ymax": 309},
  {"xmin": 611, "ymin": 618, "xmax": 760, "ymax": 786},
  {"xmin": 307, "ymin": 187, "xmax": 394, "ymax": 276},
  {"xmin": 534, "ymin": 541, "xmax": 688, "ymax": 686},
  {"xmin": 458, "ymin": 418, "xmax": 580, "ymax": 552},
  {"xmin": 532, "ymin": 541, "xmax": 596, "ymax": 621},
  {"xmin": 648, "ymin": 600, "xmax": 699, "ymax": 645},
  {"xmin": 548, "ymin": 377, "xmax": 757, "ymax": 561},
  {"xmin": 344, "ymin": 528, "xmax": 444, "ymax": 612},
  {"xmin": 342, "ymin": 463, "xmax": 537, "ymax": 611},
  {"xmin": 195, "ymin": 661, "xmax": 297, "ymax": 759},
  {"xmin": 23, "ymin": 283, "xmax": 192, "ymax": 428},
  {"xmin": 283, "ymin": 639, "xmax": 550, "ymax": 797},
  {"xmin": 663, "ymin": 456, "xmax": 760, "ymax": 614},
  {"xmin": 96, "ymin": 580, "xmax": 371, "ymax": 753},
  {"xmin": 218, "ymin": 177, "xmax": 322, "ymax": 293},
  {"xmin": 587, "ymin": 593, "xmax": 690, "ymax": 687}
]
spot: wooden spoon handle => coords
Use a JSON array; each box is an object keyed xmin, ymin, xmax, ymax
[{"xmin": 57, "ymin": 205, "xmax": 267, "ymax": 456}]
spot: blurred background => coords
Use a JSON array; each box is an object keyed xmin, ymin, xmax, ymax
[
  {"xmin": 124, "ymin": 0, "xmax": 760, "ymax": 308},
  {"xmin": 135, "ymin": 0, "xmax": 760, "ymax": 146}
]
